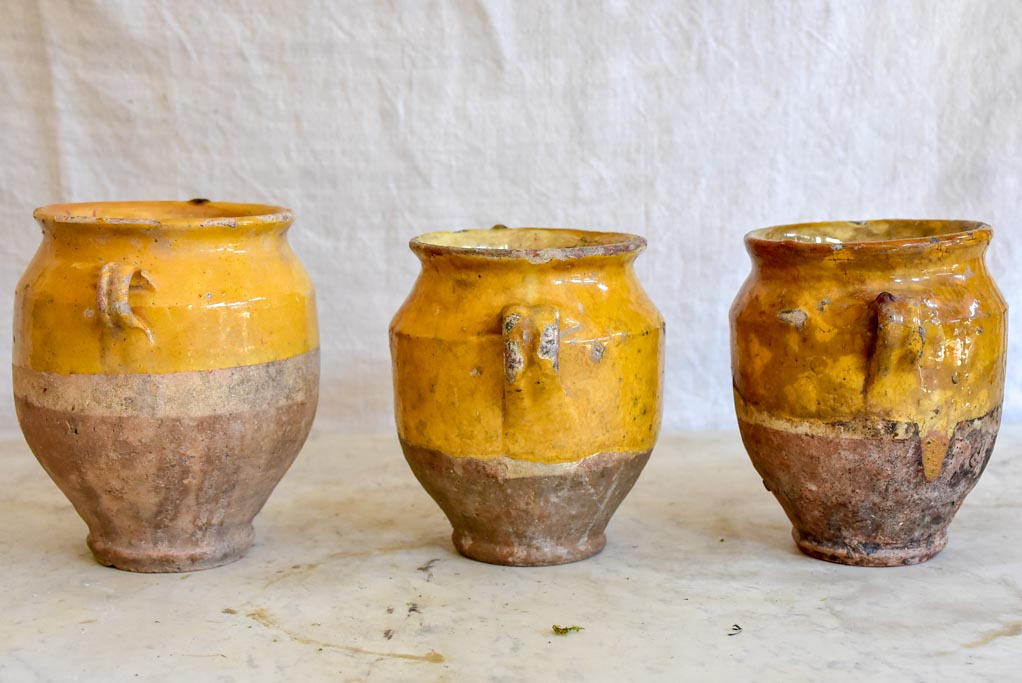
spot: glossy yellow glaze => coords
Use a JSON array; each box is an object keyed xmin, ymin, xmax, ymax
[
  {"xmin": 731, "ymin": 220, "xmax": 1007, "ymax": 480},
  {"xmin": 15, "ymin": 201, "xmax": 318, "ymax": 375},
  {"xmin": 390, "ymin": 227, "xmax": 664, "ymax": 464}
]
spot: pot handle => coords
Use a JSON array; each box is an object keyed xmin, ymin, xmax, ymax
[
  {"xmin": 97, "ymin": 262, "xmax": 155, "ymax": 344},
  {"xmin": 865, "ymin": 291, "xmax": 927, "ymax": 387},
  {"xmin": 500, "ymin": 304, "xmax": 578, "ymax": 456},
  {"xmin": 866, "ymin": 291, "xmax": 950, "ymax": 480},
  {"xmin": 502, "ymin": 304, "xmax": 559, "ymax": 385}
]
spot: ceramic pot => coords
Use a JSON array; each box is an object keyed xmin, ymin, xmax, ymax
[
  {"xmin": 731, "ymin": 220, "xmax": 1006, "ymax": 566},
  {"xmin": 390, "ymin": 226, "xmax": 664, "ymax": 566},
  {"xmin": 14, "ymin": 201, "xmax": 319, "ymax": 572}
]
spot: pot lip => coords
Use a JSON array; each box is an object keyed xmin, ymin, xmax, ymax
[
  {"xmin": 410, "ymin": 226, "xmax": 647, "ymax": 261},
  {"xmin": 745, "ymin": 219, "xmax": 992, "ymax": 253},
  {"xmin": 33, "ymin": 200, "xmax": 294, "ymax": 230}
]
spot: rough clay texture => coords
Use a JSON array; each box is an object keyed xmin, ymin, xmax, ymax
[
  {"xmin": 738, "ymin": 406, "xmax": 1001, "ymax": 567},
  {"xmin": 401, "ymin": 441, "xmax": 651, "ymax": 566},
  {"xmin": 14, "ymin": 350, "xmax": 319, "ymax": 572}
]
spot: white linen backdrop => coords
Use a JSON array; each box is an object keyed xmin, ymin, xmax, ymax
[{"xmin": 1, "ymin": 0, "xmax": 1019, "ymax": 435}]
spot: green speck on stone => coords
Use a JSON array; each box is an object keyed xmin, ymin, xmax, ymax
[{"xmin": 552, "ymin": 625, "xmax": 584, "ymax": 635}]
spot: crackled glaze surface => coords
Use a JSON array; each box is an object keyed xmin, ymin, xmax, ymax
[
  {"xmin": 731, "ymin": 219, "xmax": 1007, "ymax": 565},
  {"xmin": 14, "ymin": 201, "xmax": 319, "ymax": 572},
  {"xmin": 390, "ymin": 226, "xmax": 664, "ymax": 565}
]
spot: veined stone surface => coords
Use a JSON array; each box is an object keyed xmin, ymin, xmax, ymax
[{"xmin": 0, "ymin": 428, "xmax": 1019, "ymax": 680}]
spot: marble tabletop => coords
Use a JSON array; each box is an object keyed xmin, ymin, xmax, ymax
[{"xmin": 1, "ymin": 426, "xmax": 1020, "ymax": 681}]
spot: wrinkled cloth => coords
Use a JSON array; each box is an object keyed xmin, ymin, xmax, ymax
[{"xmin": 1, "ymin": 0, "xmax": 1019, "ymax": 435}]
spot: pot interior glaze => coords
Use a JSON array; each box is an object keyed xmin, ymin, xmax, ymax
[
  {"xmin": 748, "ymin": 219, "xmax": 987, "ymax": 244},
  {"xmin": 411, "ymin": 227, "xmax": 646, "ymax": 260}
]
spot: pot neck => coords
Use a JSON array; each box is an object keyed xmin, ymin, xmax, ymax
[
  {"xmin": 34, "ymin": 201, "xmax": 294, "ymax": 242},
  {"xmin": 745, "ymin": 220, "xmax": 992, "ymax": 274},
  {"xmin": 410, "ymin": 227, "xmax": 646, "ymax": 271}
]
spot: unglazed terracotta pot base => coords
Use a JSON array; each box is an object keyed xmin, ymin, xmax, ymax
[
  {"xmin": 739, "ymin": 406, "xmax": 1000, "ymax": 567},
  {"xmin": 14, "ymin": 350, "xmax": 319, "ymax": 573},
  {"xmin": 401, "ymin": 442, "xmax": 650, "ymax": 566},
  {"xmin": 792, "ymin": 529, "xmax": 948, "ymax": 567}
]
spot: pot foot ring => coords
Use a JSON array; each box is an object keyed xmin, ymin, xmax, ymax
[
  {"xmin": 87, "ymin": 525, "xmax": 255, "ymax": 573},
  {"xmin": 401, "ymin": 441, "xmax": 651, "ymax": 567},
  {"xmin": 793, "ymin": 529, "xmax": 948, "ymax": 567},
  {"xmin": 453, "ymin": 530, "xmax": 606, "ymax": 567}
]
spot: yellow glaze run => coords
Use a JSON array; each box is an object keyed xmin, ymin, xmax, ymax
[
  {"xmin": 15, "ymin": 201, "xmax": 318, "ymax": 375},
  {"xmin": 731, "ymin": 220, "xmax": 1007, "ymax": 480},
  {"xmin": 390, "ymin": 227, "xmax": 664, "ymax": 464}
]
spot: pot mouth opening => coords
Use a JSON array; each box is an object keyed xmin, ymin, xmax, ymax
[
  {"xmin": 747, "ymin": 219, "xmax": 989, "ymax": 247},
  {"xmin": 410, "ymin": 226, "xmax": 646, "ymax": 260},
  {"xmin": 33, "ymin": 200, "xmax": 293, "ymax": 229}
]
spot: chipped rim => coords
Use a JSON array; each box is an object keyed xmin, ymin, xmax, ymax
[
  {"xmin": 745, "ymin": 219, "xmax": 992, "ymax": 260},
  {"xmin": 410, "ymin": 226, "xmax": 647, "ymax": 262},
  {"xmin": 33, "ymin": 200, "xmax": 294, "ymax": 231}
]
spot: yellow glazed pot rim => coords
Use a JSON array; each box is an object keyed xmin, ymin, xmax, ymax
[
  {"xmin": 33, "ymin": 200, "xmax": 293, "ymax": 230},
  {"xmin": 746, "ymin": 219, "xmax": 991, "ymax": 254},
  {"xmin": 410, "ymin": 226, "xmax": 646, "ymax": 261}
]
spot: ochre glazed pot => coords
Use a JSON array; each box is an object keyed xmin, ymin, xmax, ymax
[
  {"xmin": 390, "ymin": 227, "xmax": 664, "ymax": 566},
  {"xmin": 731, "ymin": 220, "xmax": 1006, "ymax": 566},
  {"xmin": 14, "ymin": 201, "xmax": 319, "ymax": 572}
]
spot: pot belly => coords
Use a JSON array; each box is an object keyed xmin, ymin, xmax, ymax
[
  {"xmin": 401, "ymin": 440, "xmax": 650, "ymax": 566},
  {"xmin": 737, "ymin": 404, "xmax": 1000, "ymax": 566},
  {"xmin": 13, "ymin": 350, "xmax": 319, "ymax": 572}
]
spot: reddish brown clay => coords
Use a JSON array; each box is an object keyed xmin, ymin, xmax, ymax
[
  {"xmin": 15, "ymin": 351, "xmax": 318, "ymax": 572},
  {"xmin": 401, "ymin": 442, "xmax": 651, "ymax": 566},
  {"xmin": 739, "ymin": 406, "xmax": 1000, "ymax": 566}
]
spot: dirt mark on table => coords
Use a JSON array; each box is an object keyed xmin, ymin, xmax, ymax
[
  {"xmin": 240, "ymin": 608, "xmax": 444, "ymax": 664},
  {"xmin": 963, "ymin": 621, "xmax": 1022, "ymax": 649}
]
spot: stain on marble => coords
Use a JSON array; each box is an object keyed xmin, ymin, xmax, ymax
[
  {"xmin": 263, "ymin": 562, "xmax": 319, "ymax": 588},
  {"xmin": 237, "ymin": 608, "xmax": 444, "ymax": 663},
  {"xmin": 963, "ymin": 622, "xmax": 1022, "ymax": 649},
  {"xmin": 260, "ymin": 543, "xmax": 443, "ymax": 589}
]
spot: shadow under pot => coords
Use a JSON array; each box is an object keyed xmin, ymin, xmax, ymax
[
  {"xmin": 390, "ymin": 226, "xmax": 665, "ymax": 566},
  {"xmin": 731, "ymin": 219, "xmax": 1006, "ymax": 566},
  {"xmin": 14, "ymin": 201, "xmax": 319, "ymax": 572}
]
